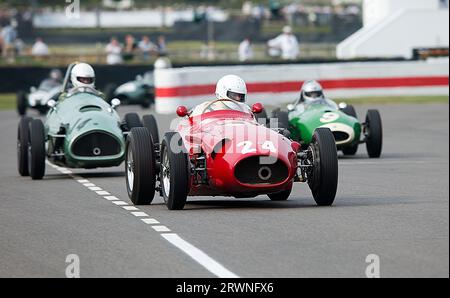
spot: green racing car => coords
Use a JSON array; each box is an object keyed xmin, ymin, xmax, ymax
[{"xmin": 272, "ymin": 93, "xmax": 383, "ymax": 158}]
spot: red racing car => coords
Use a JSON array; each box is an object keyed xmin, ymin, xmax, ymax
[{"xmin": 125, "ymin": 100, "xmax": 338, "ymax": 210}]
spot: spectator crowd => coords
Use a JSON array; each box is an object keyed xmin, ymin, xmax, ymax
[{"xmin": 105, "ymin": 35, "xmax": 168, "ymax": 65}]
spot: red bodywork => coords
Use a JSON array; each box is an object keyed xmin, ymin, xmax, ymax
[{"xmin": 176, "ymin": 109, "xmax": 299, "ymax": 198}]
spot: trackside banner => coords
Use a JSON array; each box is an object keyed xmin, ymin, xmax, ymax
[{"xmin": 154, "ymin": 58, "xmax": 449, "ymax": 114}]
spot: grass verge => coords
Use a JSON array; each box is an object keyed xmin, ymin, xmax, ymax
[
  {"xmin": 0, "ymin": 94, "xmax": 448, "ymax": 111},
  {"xmin": 0, "ymin": 94, "xmax": 15, "ymax": 111}
]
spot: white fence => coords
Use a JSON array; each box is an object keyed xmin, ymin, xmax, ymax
[
  {"xmin": 154, "ymin": 59, "xmax": 449, "ymax": 114},
  {"xmin": 33, "ymin": 9, "xmax": 228, "ymax": 28}
]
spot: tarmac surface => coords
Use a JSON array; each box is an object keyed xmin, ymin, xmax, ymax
[{"xmin": 0, "ymin": 103, "xmax": 448, "ymax": 278}]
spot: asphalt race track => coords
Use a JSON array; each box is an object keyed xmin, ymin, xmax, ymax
[{"xmin": 0, "ymin": 103, "xmax": 448, "ymax": 278}]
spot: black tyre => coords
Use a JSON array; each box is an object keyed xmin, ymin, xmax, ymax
[
  {"xmin": 142, "ymin": 114, "xmax": 160, "ymax": 144},
  {"xmin": 308, "ymin": 128, "xmax": 338, "ymax": 206},
  {"xmin": 340, "ymin": 104, "xmax": 357, "ymax": 119},
  {"xmin": 255, "ymin": 108, "xmax": 268, "ymax": 126},
  {"xmin": 37, "ymin": 106, "xmax": 49, "ymax": 115},
  {"xmin": 28, "ymin": 119, "xmax": 46, "ymax": 180},
  {"xmin": 17, "ymin": 91, "xmax": 27, "ymax": 116},
  {"xmin": 365, "ymin": 109, "xmax": 383, "ymax": 158},
  {"xmin": 103, "ymin": 83, "xmax": 117, "ymax": 103},
  {"xmin": 339, "ymin": 105, "xmax": 358, "ymax": 155},
  {"xmin": 268, "ymin": 186, "xmax": 292, "ymax": 201},
  {"xmin": 17, "ymin": 117, "xmax": 32, "ymax": 176},
  {"xmin": 342, "ymin": 144, "xmax": 358, "ymax": 156},
  {"xmin": 124, "ymin": 113, "xmax": 142, "ymax": 131},
  {"xmin": 125, "ymin": 127, "xmax": 156, "ymax": 205},
  {"xmin": 271, "ymin": 109, "xmax": 289, "ymax": 130},
  {"xmin": 160, "ymin": 132, "xmax": 190, "ymax": 210},
  {"xmin": 141, "ymin": 98, "xmax": 151, "ymax": 108}
]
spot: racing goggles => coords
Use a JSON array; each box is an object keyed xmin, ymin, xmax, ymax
[
  {"xmin": 77, "ymin": 77, "xmax": 95, "ymax": 84},
  {"xmin": 304, "ymin": 91, "xmax": 323, "ymax": 99},
  {"xmin": 227, "ymin": 91, "xmax": 246, "ymax": 102}
]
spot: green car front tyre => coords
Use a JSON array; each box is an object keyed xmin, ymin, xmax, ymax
[
  {"xmin": 125, "ymin": 128, "xmax": 156, "ymax": 205},
  {"xmin": 142, "ymin": 114, "xmax": 160, "ymax": 144},
  {"xmin": 124, "ymin": 113, "xmax": 143, "ymax": 131},
  {"xmin": 17, "ymin": 116, "xmax": 32, "ymax": 176},
  {"xmin": 28, "ymin": 119, "xmax": 46, "ymax": 180},
  {"xmin": 308, "ymin": 128, "xmax": 338, "ymax": 206},
  {"xmin": 365, "ymin": 109, "xmax": 383, "ymax": 158},
  {"xmin": 17, "ymin": 91, "xmax": 27, "ymax": 116}
]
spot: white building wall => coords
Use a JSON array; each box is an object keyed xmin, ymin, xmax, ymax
[{"xmin": 338, "ymin": 0, "xmax": 449, "ymax": 59}]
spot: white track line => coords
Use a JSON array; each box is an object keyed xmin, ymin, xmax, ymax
[
  {"xmin": 141, "ymin": 218, "xmax": 160, "ymax": 224},
  {"xmin": 96, "ymin": 191, "xmax": 111, "ymax": 196},
  {"xmin": 112, "ymin": 201, "xmax": 128, "ymax": 206},
  {"xmin": 122, "ymin": 206, "xmax": 140, "ymax": 211},
  {"xmin": 131, "ymin": 211, "xmax": 149, "ymax": 217},
  {"xmin": 152, "ymin": 225, "xmax": 171, "ymax": 232},
  {"xmin": 88, "ymin": 187, "xmax": 103, "ymax": 191},
  {"xmin": 46, "ymin": 161, "xmax": 240, "ymax": 278},
  {"xmin": 162, "ymin": 233, "xmax": 239, "ymax": 278}
]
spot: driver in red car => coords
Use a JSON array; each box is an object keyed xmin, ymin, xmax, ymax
[{"xmin": 191, "ymin": 74, "xmax": 253, "ymax": 116}]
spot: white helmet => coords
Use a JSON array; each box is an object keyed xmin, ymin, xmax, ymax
[
  {"xmin": 215, "ymin": 75, "xmax": 247, "ymax": 102},
  {"xmin": 154, "ymin": 57, "xmax": 172, "ymax": 70},
  {"xmin": 300, "ymin": 80, "xmax": 325, "ymax": 103},
  {"xmin": 50, "ymin": 69, "xmax": 62, "ymax": 81},
  {"xmin": 71, "ymin": 63, "xmax": 95, "ymax": 89}
]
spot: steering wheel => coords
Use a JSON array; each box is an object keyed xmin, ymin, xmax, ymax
[{"xmin": 201, "ymin": 99, "xmax": 240, "ymax": 114}]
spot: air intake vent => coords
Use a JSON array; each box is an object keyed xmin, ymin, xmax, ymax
[
  {"xmin": 235, "ymin": 156, "xmax": 288, "ymax": 185},
  {"xmin": 72, "ymin": 132, "xmax": 121, "ymax": 157},
  {"xmin": 332, "ymin": 131, "xmax": 350, "ymax": 142},
  {"xmin": 79, "ymin": 105, "xmax": 102, "ymax": 113}
]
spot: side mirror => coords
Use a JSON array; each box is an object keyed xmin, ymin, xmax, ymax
[
  {"xmin": 287, "ymin": 104, "xmax": 295, "ymax": 111},
  {"xmin": 136, "ymin": 75, "xmax": 143, "ymax": 81},
  {"xmin": 30, "ymin": 87, "xmax": 37, "ymax": 93},
  {"xmin": 338, "ymin": 102, "xmax": 348, "ymax": 109},
  {"xmin": 111, "ymin": 98, "xmax": 121, "ymax": 109},
  {"xmin": 47, "ymin": 100, "xmax": 57, "ymax": 109},
  {"xmin": 252, "ymin": 103, "xmax": 264, "ymax": 114},
  {"xmin": 176, "ymin": 106, "xmax": 189, "ymax": 117}
]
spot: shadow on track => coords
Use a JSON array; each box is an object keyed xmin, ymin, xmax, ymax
[
  {"xmin": 176, "ymin": 195, "xmax": 419, "ymax": 211},
  {"xmin": 42, "ymin": 171, "xmax": 124, "ymax": 180}
]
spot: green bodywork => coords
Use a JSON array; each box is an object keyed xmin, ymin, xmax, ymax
[
  {"xmin": 45, "ymin": 91, "xmax": 125, "ymax": 169},
  {"xmin": 288, "ymin": 100, "xmax": 361, "ymax": 147},
  {"xmin": 113, "ymin": 72, "xmax": 154, "ymax": 106}
]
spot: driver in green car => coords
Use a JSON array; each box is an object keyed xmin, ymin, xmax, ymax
[
  {"xmin": 53, "ymin": 62, "xmax": 105, "ymax": 101},
  {"xmin": 293, "ymin": 80, "xmax": 338, "ymax": 112},
  {"xmin": 69, "ymin": 62, "xmax": 96, "ymax": 91}
]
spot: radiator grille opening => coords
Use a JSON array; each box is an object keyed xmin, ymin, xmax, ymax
[
  {"xmin": 235, "ymin": 156, "xmax": 288, "ymax": 185},
  {"xmin": 72, "ymin": 132, "xmax": 121, "ymax": 157}
]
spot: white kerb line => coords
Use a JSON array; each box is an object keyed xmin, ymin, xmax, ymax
[{"xmin": 161, "ymin": 233, "xmax": 239, "ymax": 278}]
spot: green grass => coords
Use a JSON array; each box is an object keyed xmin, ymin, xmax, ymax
[
  {"xmin": 0, "ymin": 94, "xmax": 447, "ymax": 111},
  {"xmin": 0, "ymin": 94, "xmax": 15, "ymax": 111}
]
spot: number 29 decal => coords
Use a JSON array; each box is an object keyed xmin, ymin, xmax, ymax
[{"xmin": 237, "ymin": 141, "xmax": 277, "ymax": 154}]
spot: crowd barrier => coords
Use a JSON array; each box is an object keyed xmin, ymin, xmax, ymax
[{"xmin": 154, "ymin": 58, "xmax": 449, "ymax": 114}]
